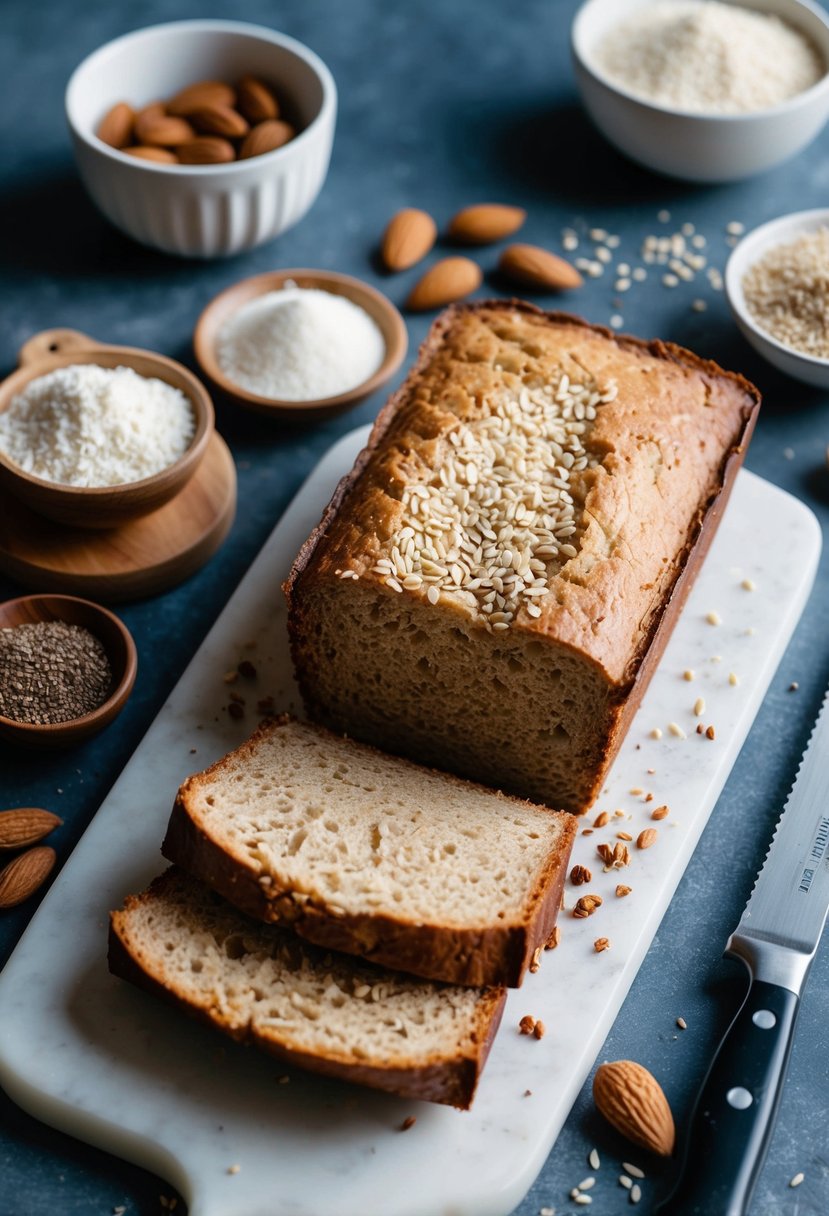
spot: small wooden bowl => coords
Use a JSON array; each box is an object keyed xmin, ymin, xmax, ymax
[
  {"xmin": 193, "ymin": 270, "xmax": 408, "ymax": 419},
  {"xmin": 0, "ymin": 594, "xmax": 137, "ymax": 748},
  {"xmin": 0, "ymin": 329, "xmax": 215, "ymax": 529}
]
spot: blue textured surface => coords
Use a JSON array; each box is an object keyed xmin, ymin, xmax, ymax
[{"xmin": 1, "ymin": 2, "xmax": 828, "ymax": 1214}]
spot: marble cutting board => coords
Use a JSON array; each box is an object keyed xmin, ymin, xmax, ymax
[{"xmin": 0, "ymin": 426, "xmax": 821, "ymax": 1216}]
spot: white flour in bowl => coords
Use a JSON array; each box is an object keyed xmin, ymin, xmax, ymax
[
  {"xmin": 217, "ymin": 286, "xmax": 386, "ymax": 401},
  {"xmin": 0, "ymin": 363, "xmax": 195, "ymax": 487},
  {"xmin": 595, "ymin": 1, "xmax": 824, "ymax": 115}
]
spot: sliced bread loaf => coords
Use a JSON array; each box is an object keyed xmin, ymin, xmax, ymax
[
  {"xmin": 109, "ymin": 868, "xmax": 506, "ymax": 1108},
  {"xmin": 162, "ymin": 716, "xmax": 576, "ymax": 987}
]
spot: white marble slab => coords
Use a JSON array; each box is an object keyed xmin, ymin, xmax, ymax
[{"xmin": 0, "ymin": 427, "xmax": 820, "ymax": 1216}]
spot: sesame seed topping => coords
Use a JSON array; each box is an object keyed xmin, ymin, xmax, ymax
[
  {"xmin": 677, "ymin": 1016, "xmax": 687, "ymax": 1029},
  {"xmin": 589, "ymin": 1148, "xmax": 601, "ymax": 1170},
  {"xmin": 623, "ymin": 1163, "xmax": 645, "ymax": 1179}
]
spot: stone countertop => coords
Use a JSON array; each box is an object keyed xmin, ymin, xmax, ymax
[{"xmin": 0, "ymin": 1, "xmax": 827, "ymax": 1213}]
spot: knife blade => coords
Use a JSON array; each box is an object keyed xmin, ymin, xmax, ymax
[{"xmin": 657, "ymin": 687, "xmax": 829, "ymax": 1216}]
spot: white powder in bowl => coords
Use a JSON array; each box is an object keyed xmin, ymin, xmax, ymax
[
  {"xmin": 217, "ymin": 286, "xmax": 386, "ymax": 401},
  {"xmin": 0, "ymin": 363, "xmax": 195, "ymax": 487},
  {"xmin": 595, "ymin": 1, "xmax": 824, "ymax": 115}
]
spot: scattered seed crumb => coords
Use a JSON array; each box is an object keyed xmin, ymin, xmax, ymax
[
  {"xmin": 578, "ymin": 1177, "xmax": 597, "ymax": 1191},
  {"xmin": 658, "ymin": 209, "xmax": 670, "ymax": 222},
  {"xmin": 589, "ymin": 1148, "xmax": 601, "ymax": 1170},
  {"xmin": 228, "ymin": 701, "xmax": 244, "ymax": 719},
  {"xmin": 629, "ymin": 786, "xmax": 644, "ymax": 795},
  {"xmin": 696, "ymin": 722, "xmax": 704, "ymax": 734},
  {"xmin": 616, "ymin": 884, "xmax": 632, "ymax": 897},
  {"xmin": 540, "ymin": 1208, "xmax": 555, "ymax": 1216},
  {"xmin": 691, "ymin": 299, "xmax": 707, "ymax": 312},
  {"xmin": 614, "ymin": 809, "xmax": 626, "ymax": 818},
  {"xmin": 706, "ymin": 611, "xmax": 722, "ymax": 625},
  {"xmin": 519, "ymin": 1014, "xmax": 536, "ymax": 1035},
  {"xmin": 726, "ymin": 221, "xmax": 744, "ymax": 236},
  {"xmin": 574, "ymin": 1196, "xmax": 592, "ymax": 1207},
  {"xmin": 223, "ymin": 671, "xmax": 238, "ymax": 684},
  {"xmin": 711, "ymin": 654, "xmax": 722, "ymax": 662},
  {"xmin": 113, "ymin": 1208, "xmax": 126, "ymax": 1215},
  {"xmin": 783, "ymin": 447, "xmax": 795, "ymax": 460},
  {"xmin": 533, "ymin": 1019, "xmax": 546, "ymax": 1039},
  {"xmin": 694, "ymin": 697, "xmax": 705, "ymax": 716},
  {"xmin": 706, "ymin": 724, "xmax": 716, "ymax": 740},
  {"xmin": 630, "ymin": 1183, "xmax": 642, "ymax": 1204},
  {"xmin": 729, "ymin": 672, "xmax": 739, "ymax": 686},
  {"xmin": 238, "ymin": 659, "xmax": 257, "ymax": 679},
  {"xmin": 525, "ymin": 1088, "xmax": 533, "ymax": 1097},
  {"xmin": 620, "ymin": 1174, "xmax": 633, "ymax": 1188},
  {"xmin": 610, "ymin": 314, "xmax": 624, "ymax": 329},
  {"xmin": 227, "ymin": 1164, "xmax": 240, "ymax": 1175},
  {"xmin": 589, "ymin": 228, "xmax": 607, "ymax": 241},
  {"xmin": 668, "ymin": 722, "xmax": 686, "ymax": 739},
  {"xmin": 594, "ymin": 937, "xmax": 611, "ymax": 952},
  {"xmin": 650, "ymin": 727, "xmax": 663, "ymax": 739},
  {"xmin": 789, "ymin": 682, "xmax": 799, "ymax": 691},
  {"xmin": 189, "ymin": 747, "xmax": 197, "ymax": 754},
  {"xmin": 647, "ymin": 767, "xmax": 656, "ymax": 774},
  {"xmin": 790, "ymin": 1173, "xmax": 805, "ymax": 1188},
  {"xmin": 683, "ymin": 668, "xmax": 695, "ymax": 681},
  {"xmin": 677, "ymin": 1016, "xmax": 687, "ymax": 1030},
  {"xmin": 663, "ymin": 273, "xmax": 679, "ymax": 287},
  {"xmin": 606, "ymin": 235, "xmax": 621, "ymax": 248},
  {"xmin": 581, "ymin": 827, "xmax": 594, "ymax": 836},
  {"xmin": 742, "ymin": 578, "xmax": 756, "ymax": 591},
  {"xmin": 645, "ymin": 792, "xmax": 654, "ymax": 802},
  {"xmin": 623, "ymin": 1163, "xmax": 645, "ymax": 1179},
  {"xmin": 400, "ymin": 1115, "xmax": 417, "ymax": 1131}
]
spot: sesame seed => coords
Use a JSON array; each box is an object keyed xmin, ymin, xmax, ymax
[
  {"xmin": 615, "ymin": 278, "xmax": 632, "ymax": 292},
  {"xmin": 227, "ymin": 1164, "xmax": 240, "ymax": 1175},
  {"xmin": 742, "ymin": 578, "xmax": 756, "ymax": 591},
  {"xmin": 706, "ymin": 610, "xmax": 722, "ymax": 625},
  {"xmin": 590, "ymin": 228, "xmax": 607, "ymax": 242},
  {"xmin": 589, "ymin": 1148, "xmax": 600, "ymax": 1170},
  {"xmin": 578, "ymin": 1177, "xmax": 596, "ymax": 1190},
  {"xmin": 726, "ymin": 221, "xmax": 745, "ymax": 236},
  {"xmin": 677, "ymin": 1016, "xmax": 687, "ymax": 1029},
  {"xmin": 596, "ymin": 247, "xmax": 612, "ymax": 264},
  {"xmin": 610, "ymin": 314, "xmax": 624, "ymax": 329},
  {"xmin": 790, "ymin": 1173, "xmax": 805, "ymax": 1188},
  {"xmin": 668, "ymin": 722, "xmax": 686, "ymax": 738},
  {"xmin": 691, "ymin": 299, "xmax": 707, "ymax": 312},
  {"xmin": 650, "ymin": 727, "xmax": 662, "ymax": 739},
  {"xmin": 574, "ymin": 1196, "xmax": 592, "ymax": 1207},
  {"xmin": 694, "ymin": 697, "xmax": 705, "ymax": 716},
  {"xmin": 630, "ymin": 1183, "xmax": 642, "ymax": 1203},
  {"xmin": 632, "ymin": 267, "xmax": 647, "ymax": 281},
  {"xmin": 623, "ymin": 1163, "xmax": 645, "ymax": 1179},
  {"xmin": 663, "ymin": 273, "xmax": 679, "ymax": 287},
  {"xmin": 606, "ymin": 235, "xmax": 621, "ymax": 248},
  {"xmin": 683, "ymin": 668, "xmax": 695, "ymax": 681},
  {"xmin": 657, "ymin": 210, "xmax": 671, "ymax": 222},
  {"xmin": 620, "ymin": 1174, "xmax": 633, "ymax": 1188},
  {"xmin": 729, "ymin": 672, "xmax": 739, "ymax": 686}
]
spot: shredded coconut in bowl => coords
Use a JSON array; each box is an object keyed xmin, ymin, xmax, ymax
[
  {"xmin": 0, "ymin": 363, "xmax": 195, "ymax": 487},
  {"xmin": 217, "ymin": 286, "xmax": 386, "ymax": 401},
  {"xmin": 595, "ymin": 0, "xmax": 825, "ymax": 115}
]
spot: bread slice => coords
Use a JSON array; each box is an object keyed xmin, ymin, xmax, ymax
[
  {"xmin": 285, "ymin": 303, "xmax": 760, "ymax": 812},
  {"xmin": 109, "ymin": 868, "xmax": 505, "ymax": 1108},
  {"xmin": 162, "ymin": 716, "xmax": 576, "ymax": 988}
]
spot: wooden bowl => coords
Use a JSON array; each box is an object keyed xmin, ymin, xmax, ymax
[
  {"xmin": 193, "ymin": 270, "xmax": 408, "ymax": 419},
  {"xmin": 0, "ymin": 594, "xmax": 137, "ymax": 748},
  {"xmin": 0, "ymin": 329, "xmax": 215, "ymax": 529}
]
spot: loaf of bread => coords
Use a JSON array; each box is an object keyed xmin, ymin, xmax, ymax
[
  {"xmin": 286, "ymin": 303, "xmax": 760, "ymax": 812},
  {"xmin": 162, "ymin": 715, "xmax": 576, "ymax": 987},
  {"xmin": 109, "ymin": 868, "xmax": 506, "ymax": 1108}
]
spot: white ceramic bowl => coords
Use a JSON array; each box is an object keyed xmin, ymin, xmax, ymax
[
  {"xmin": 725, "ymin": 208, "xmax": 829, "ymax": 387},
  {"xmin": 572, "ymin": 0, "xmax": 829, "ymax": 182},
  {"xmin": 65, "ymin": 20, "xmax": 337, "ymax": 258}
]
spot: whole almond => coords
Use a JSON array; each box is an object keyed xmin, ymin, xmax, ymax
[
  {"xmin": 637, "ymin": 828, "xmax": 658, "ymax": 850},
  {"xmin": 124, "ymin": 146, "xmax": 178, "ymax": 164},
  {"xmin": 0, "ymin": 847, "xmax": 56, "ymax": 909},
  {"xmin": 97, "ymin": 102, "xmax": 135, "ymax": 149},
  {"xmin": 190, "ymin": 104, "xmax": 249, "ymax": 138},
  {"xmin": 499, "ymin": 243, "xmax": 583, "ymax": 290},
  {"xmin": 177, "ymin": 137, "xmax": 236, "ymax": 165},
  {"xmin": 406, "ymin": 257, "xmax": 482, "ymax": 311},
  {"xmin": 237, "ymin": 76, "xmax": 280, "ymax": 123},
  {"xmin": 448, "ymin": 203, "xmax": 526, "ymax": 245},
  {"xmin": 239, "ymin": 120, "xmax": 295, "ymax": 159},
  {"xmin": 134, "ymin": 112, "xmax": 195, "ymax": 148},
  {"xmin": 593, "ymin": 1060, "xmax": 675, "ymax": 1156},
  {"xmin": 381, "ymin": 208, "xmax": 437, "ymax": 272},
  {"xmin": 168, "ymin": 80, "xmax": 236, "ymax": 116},
  {"xmin": 0, "ymin": 809, "xmax": 62, "ymax": 851}
]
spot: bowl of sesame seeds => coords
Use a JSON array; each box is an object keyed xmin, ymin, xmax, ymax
[
  {"xmin": 0, "ymin": 594, "xmax": 137, "ymax": 747},
  {"xmin": 725, "ymin": 208, "xmax": 829, "ymax": 387}
]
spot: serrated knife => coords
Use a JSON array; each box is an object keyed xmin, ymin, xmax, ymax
[{"xmin": 657, "ymin": 688, "xmax": 829, "ymax": 1216}]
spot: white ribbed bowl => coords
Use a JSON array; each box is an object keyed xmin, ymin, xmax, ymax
[
  {"xmin": 65, "ymin": 20, "xmax": 336, "ymax": 258},
  {"xmin": 572, "ymin": 0, "xmax": 829, "ymax": 182}
]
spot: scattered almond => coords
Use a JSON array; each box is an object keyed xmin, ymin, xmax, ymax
[
  {"xmin": 0, "ymin": 847, "xmax": 56, "ymax": 909},
  {"xmin": 239, "ymin": 120, "xmax": 296, "ymax": 159},
  {"xmin": 499, "ymin": 243, "xmax": 583, "ymax": 290},
  {"xmin": 168, "ymin": 81, "xmax": 237, "ymax": 116},
  {"xmin": 134, "ymin": 112, "xmax": 194, "ymax": 147},
  {"xmin": 97, "ymin": 102, "xmax": 135, "ymax": 149},
  {"xmin": 381, "ymin": 208, "xmax": 437, "ymax": 272},
  {"xmin": 237, "ymin": 76, "xmax": 280, "ymax": 123},
  {"xmin": 0, "ymin": 809, "xmax": 62, "ymax": 851},
  {"xmin": 637, "ymin": 829, "xmax": 658, "ymax": 850},
  {"xmin": 406, "ymin": 257, "xmax": 482, "ymax": 310},
  {"xmin": 616, "ymin": 884, "xmax": 632, "ymax": 897},
  {"xmin": 124, "ymin": 146, "xmax": 178, "ymax": 164},
  {"xmin": 594, "ymin": 811, "xmax": 610, "ymax": 828},
  {"xmin": 178, "ymin": 137, "xmax": 236, "ymax": 165},
  {"xmin": 593, "ymin": 1060, "xmax": 675, "ymax": 1156},
  {"xmin": 190, "ymin": 104, "xmax": 249, "ymax": 138},
  {"xmin": 448, "ymin": 203, "xmax": 526, "ymax": 244},
  {"xmin": 533, "ymin": 1019, "xmax": 546, "ymax": 1040},
  {"xmin": 651, "ymin": 805, "xmax": 669, "ymax": 821}
]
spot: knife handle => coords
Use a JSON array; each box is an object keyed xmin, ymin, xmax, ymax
[{"xmin": 655, "ymin": 975, "xmax": 799, "ymax": 1216}]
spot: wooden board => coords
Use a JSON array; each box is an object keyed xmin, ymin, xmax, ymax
[{"xmin": 0, "ymin": 433, "xmax": 236, "ymax": 602}]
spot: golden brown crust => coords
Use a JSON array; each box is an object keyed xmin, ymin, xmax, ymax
[
  {"xmin": 108, "ymin": 869, "xmax": 506, "ymax": 1109},
  {"xmin": 162, "ymin": 715, "xmax": 577, "ymax": 987},
  {"xmin": 284, "ymin": 301, "xmax": 760, "ymax": 689}
]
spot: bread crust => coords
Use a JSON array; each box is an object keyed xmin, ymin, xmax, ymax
[
  {"xmin": 109, "ymin": 869, "xmax": 506, "ymax": 1109},
  {"xmin": 283, "ymin": 302, "xmax": 761, "ymax": 811},
  {"xmin": 162, "ymin": 716, "xmax": 577, "ymax": 987}
]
